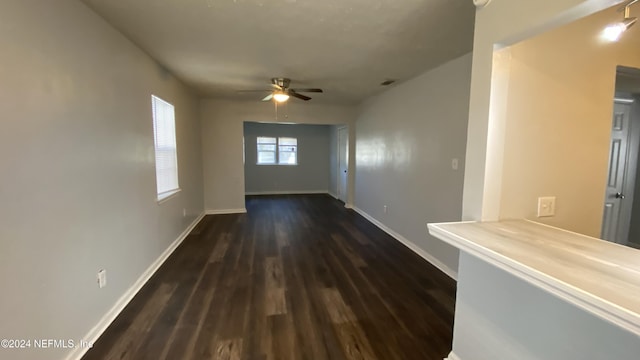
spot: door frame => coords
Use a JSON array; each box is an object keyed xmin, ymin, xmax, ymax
[
  {"xmin": 602, "ymin": 66, "xmax": 640, "ymax": 245},
  {"xmin": 614, "ymin": 93, "xmax": 638, "ymax": 244},
  {"xmin": 621, "ymin": 92, "xmax": 640, "ymax": 245},
  {"xmin": 336, "ymin": 126, "xmax": 348, "ymax": 203}
]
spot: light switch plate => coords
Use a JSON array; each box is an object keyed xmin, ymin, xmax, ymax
[
  {"xmin": 97, "ymin": 269, "xmax": 107, "ymax": 289},
  {"xmin": 537, "ymin": 197, "xmax": 556, "ymax": 217}
]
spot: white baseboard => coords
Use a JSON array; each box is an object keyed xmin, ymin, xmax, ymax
[
  {"xmin": 445, "ymin": 351, "xmax": 461, "ymax": 360},
  {"xmin": 351, "ymin": 206, "xmax": 457, "ymax": 280},
  {"xmin": 64, "ymin": 212, "xmax": 206, "ymax": 360},
  {"xmin": 205, "ymin": 208, "xmax": 247, "ymax": 215},
  {"xmin": 245, "ymin": 190, "xmax": 329, "ymax": 196},
  {"xmin": 327, "ymin": 191, "xmax": 338, "ymax": 199},
  {"xmin": 344, "ymin": 203, "xmax": 353, "ymax": 209}
]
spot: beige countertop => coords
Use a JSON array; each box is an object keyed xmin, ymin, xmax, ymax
[{"xmin": 428, "ymin": 219, "xmax": 640, "ymax": 336}]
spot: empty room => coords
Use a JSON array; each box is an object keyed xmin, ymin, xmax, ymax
[{"xmin": 1, "ymin": 1, "xmax": 639, "ymax": 360}]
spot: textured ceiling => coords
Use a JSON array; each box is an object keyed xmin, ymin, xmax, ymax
[{"xmin": 81, "ymin": 0, "xmax": 475, "ymax": 104}]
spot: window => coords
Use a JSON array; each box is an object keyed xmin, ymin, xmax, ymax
[
  {"xmin": 257, "ymin": 137, "xmax": 277, "ymax": 164},
  {"xmin": 151, "ymin": 95, "xmax": 179, "ymax": 201},
  {"xmin": 256, "ymin": 137, "xmax": 298, "ymax": 165},
  {"xmin": 278, "ymin": 137, "xmax": 297, "ymax": 165}
]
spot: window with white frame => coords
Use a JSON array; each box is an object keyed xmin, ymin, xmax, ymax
[
  {"xmin": 256, "ymin": 137, "xmax": 298, "ymax": 165},
  {"xmin": 278, "ymin": 137, "xmax": 297, "ymax": 165},
  {"xmin": 257, "ymin": 137, "xmax": 277, "ymax": 164},
  {"xmin": 151, "ymin": 95, "xmax": 180, "ymax": 200}
]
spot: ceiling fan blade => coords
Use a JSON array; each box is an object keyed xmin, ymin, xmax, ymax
[
  {"xmin": 291, "ymin": 88, "xmax": 323, "ymax": 93},
  {"xmin": 237, "ymin": 89, "xmax": 271, "ymax": 93},
  {"xmin": 289, "ymin": 91, "xmax": 311, "ymax": 101},
  {"xmin": 261, "ymin": 93, "xmax": 274, "ymax": 102}
]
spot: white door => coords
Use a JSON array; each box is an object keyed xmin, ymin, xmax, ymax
[
  {"xmin": 602, "ymin": 99, "xmax": 635, "ymax": 244},
  {"xmin": 337, "ymin": 127, "xmax": 348, "ymax": 203}
]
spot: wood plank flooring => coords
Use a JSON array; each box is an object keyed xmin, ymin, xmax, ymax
[{"xmin": 82, "ymin": 194, "xmax": 456, "ymax": 360}]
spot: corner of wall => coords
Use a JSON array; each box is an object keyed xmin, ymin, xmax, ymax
[{"xmin": 351, "ymin": 206, "xmax": 458, "ymax": 280}]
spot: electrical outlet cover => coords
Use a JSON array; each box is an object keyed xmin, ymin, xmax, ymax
[{"xmin": 537, "ymin": 197, "xmax": 556, "ymax": 217}]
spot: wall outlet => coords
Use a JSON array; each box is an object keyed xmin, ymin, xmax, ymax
[
  {"xmin": 97, "ymin": 269, "xmax": 107, "ymax": 289},
  {"xmin": 383, "ymin": 205, "xmax": 388, "ymax": 214},
  {"xmin": 537, "ymin": 197, "xmax": 556, "ymax": 217}
]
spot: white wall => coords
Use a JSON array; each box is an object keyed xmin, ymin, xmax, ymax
[
  {"xmin": 243, "ymin": 122, "xmax": 330, "ymax": 194},
  {"xmin": 499, "ymin": 6, "xmax": 640, "ymax": 237},
  {"xmin": 0, "ymin": 1, "xmax": 203, "ymax": 359},
  {"xmin": 354, "ymin": 53, "xmax": 473, "ymax": 275},
  {"xmin": 201, "ymin": 99, "xmax": 356, "ymax": 212},
  {"xmin": 452, "ymin": 252, "xmax": 640, "ymax": 360},
  {"xmin": 462, "ymin": 0, "xmax": 622, "ymax": 221}
]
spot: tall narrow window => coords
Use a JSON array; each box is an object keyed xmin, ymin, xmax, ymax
[
  {"xmin": 151, "ymin": 95, "xmax": 179, "ymax": 200},
  {"xmin": 278, "ymin": 137, "xmax": 297, "ymax": 165},
  {"xmin": 257, "ymin": 137, "xmax": 277, "ymax": 164}
]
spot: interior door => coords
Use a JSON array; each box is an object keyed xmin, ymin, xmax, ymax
[
  {"xmin": 601, "ymin": 99, "xmax": 634, "ymax": 244},
  {"xmin": 337, "ymin": 127, "xmax": 348, "ymax": 203}
]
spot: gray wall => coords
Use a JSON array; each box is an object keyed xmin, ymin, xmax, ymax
[
  {"xmin": 0, "ymin": 1, "xmax": 203, "ymax": 359},
  {"xmin": 627, "ymin": 95, "xmax": 640, "ymax": 247},
  {"xmin": 616, "ymin": 69, "xmax": 640, "ymax": 247},
  {"xmin": 354, "ymin": 53, "xmax": 472, "ymax": 276},
  {"xmin": 244, "ymin": 122, "xmax": 330, "ymax": 194},
  {"xmin": 452, "ymin": 252, "xmax": 640, "ymax": 360}
]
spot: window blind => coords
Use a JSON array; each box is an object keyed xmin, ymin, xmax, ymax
[
  {"xmin": 151, "ymin": 95, "xmax": 179, "ymax": 198},
  {"xmin": 278, "ymin": 137, "xmax": 297, "ymax": 165},
  {"xmin": 257, "ymin": 137, "xmax": 277, "ymax": 164}
]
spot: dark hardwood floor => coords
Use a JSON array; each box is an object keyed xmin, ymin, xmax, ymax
[{"xmin": 83, "ymin": 194, "xmax": 456, "ymax": 360}]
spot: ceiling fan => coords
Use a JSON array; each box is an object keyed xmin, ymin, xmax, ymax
[{"xmin": 238, "ymin": 78, "xmax": 323, "ymax": 102}]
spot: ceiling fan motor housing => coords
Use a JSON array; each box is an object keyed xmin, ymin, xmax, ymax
[{"xmin": 272, "ymin": 77, "xmax": 291, "ymax": 89}]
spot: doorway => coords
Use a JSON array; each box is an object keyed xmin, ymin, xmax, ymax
[
  {"xmin": 337, "ymin": 126, "xmax": 348, "ymax": 203},
  {"xmin": 601, "ymin": 67, "xmax": 640, "ymax": 247}
]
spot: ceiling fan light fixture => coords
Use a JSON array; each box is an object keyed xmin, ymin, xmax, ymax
[
  {"xmin": 273, "ymin": 92, "xmax": 290, "ymax": 103},
  {"xmin": 242, "ymin": 78, "xmax": 322, "ymax": 102}
]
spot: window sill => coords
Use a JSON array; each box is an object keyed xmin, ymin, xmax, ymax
[
  {"xmin": 256, "ymin": 163, "xmax": 298, "ymax": 166},
  {"xmin": 157, "ymin": 188, "xmax": 181, "ymax": 204}
]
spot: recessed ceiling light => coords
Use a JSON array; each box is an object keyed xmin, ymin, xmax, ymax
[
  {"xmin": 603, "ymin": 17, "xmax": 637, "ymax": 41},
  {"xmin": 603, "ymin": 1, "xmax": 638, "ymax": 42}
]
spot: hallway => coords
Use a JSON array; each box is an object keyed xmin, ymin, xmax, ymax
[{"xmin": 83, "ymin": 195, "xmax": 456, "ymax": 360}]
